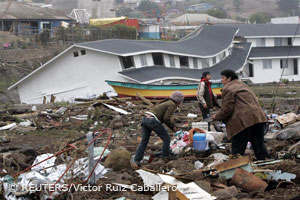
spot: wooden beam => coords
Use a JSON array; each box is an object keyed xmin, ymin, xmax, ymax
[{"xmin": 136, "ymin": 92, "xmax": 154, "ymax": 107}]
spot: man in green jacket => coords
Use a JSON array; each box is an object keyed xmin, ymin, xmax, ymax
[{"xmin": 131, "ymin": 91, "xmax": 184, "ymax": 168}]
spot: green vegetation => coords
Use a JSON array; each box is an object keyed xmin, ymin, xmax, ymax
[
  {"xmin": 206, "ymin": 8, "xmax": 228, "ymax": 18},
  {"xmin": 249, "ymin": 12, "xmax": 272, "ymax": 23}
]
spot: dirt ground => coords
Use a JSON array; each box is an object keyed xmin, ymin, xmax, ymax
[{"xmin": 0, "ymin": 97, "xmax": 300, "ymax": 199}]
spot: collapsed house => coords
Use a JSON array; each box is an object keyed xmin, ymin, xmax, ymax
[{"xmin": 8, "ymin": 25, "xmax": 251, "ymax": 104}]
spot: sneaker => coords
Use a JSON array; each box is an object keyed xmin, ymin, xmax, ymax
[{"xmin": 130, "ymin": 155, "xmax": 141, "ymax": 168}]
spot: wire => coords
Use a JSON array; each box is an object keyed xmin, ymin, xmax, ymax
[{"xmin": 271, "ymin": 22, "xmax": 300, "ymax": 113}]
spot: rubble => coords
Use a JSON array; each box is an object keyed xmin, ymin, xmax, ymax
[{"xmin": 0, "ymin": 97, "xmax": 300, "ymax": 199}]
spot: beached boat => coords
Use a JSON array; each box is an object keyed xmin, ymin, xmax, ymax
[{"xmin": 106, "ymin": 80, "xmax": 223, "ymax": 99}]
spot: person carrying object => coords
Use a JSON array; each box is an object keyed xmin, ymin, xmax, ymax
[
  {"xmin": 131, "ymin": 91, "xmax": 184, "ymax": 168},
  {"xmin": 212, "ymin": 70, "xmax": 271, "ymax": 160},
  {"xmin": 197, "ymin": 71, "xmax": 220, "ymax": 120}
]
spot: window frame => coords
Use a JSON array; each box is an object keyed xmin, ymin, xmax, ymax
[{"xmin": 262, "ymin": 59, "xmax": 272, "ymax": 69}]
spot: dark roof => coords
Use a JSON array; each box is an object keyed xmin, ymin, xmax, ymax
[
  {"xmin": 0, "ymin": 2, "xmax": 73, "ymax": 20},
  {"xmin": 76, "ymin": 25, "xmax": 238, "ymax": 57},
  {"xmin": 249, "ymin": 46, "xmax": 300, "ymax": 58},
  {"xmin": 119, "ymin": 43, "xmax": 251, "ymax": 83},
  {"xmin": 217, "ymin": 24, "xmax": 300, "ymax": 37}
]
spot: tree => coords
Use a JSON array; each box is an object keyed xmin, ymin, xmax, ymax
[
  {"xmin": 206, "ymin": 9, "xmax": 228, "ymax": 19},
  {"xmin": 138, "ymin": 0, "xmax": 160, "ymax": 18},
  {"xmin": 233, "ymin": 0, "xmax": 243, "ymax": 12},
  {"xmin": 278, "ymin": 0, "xmax": 299, "ymax": 14},
  {"xmin": 249, "ymin": 12, "xmax": 272, "ymax": 24}
]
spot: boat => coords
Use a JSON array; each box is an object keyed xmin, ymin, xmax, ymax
[{"xmin": 106, "ymin": 80, "xmax": 223, "ymax": 99}]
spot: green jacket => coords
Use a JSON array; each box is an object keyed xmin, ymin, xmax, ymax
[{"xmin": 149, "ymin": 99, "xmax": 177, "ymax": 129}]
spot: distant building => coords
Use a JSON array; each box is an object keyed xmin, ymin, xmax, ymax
[
  {"xmin": 185, "ymin": 3, "xmax": 213, "ymax": 12},
  {"xmin": 171, "ymin": 14, "xmax": 238, "ymax": 26},
  {"xmin": 0, "ymin": 2, "xmax": 74, "ymax": 35},
  {"xmin": 52, "ymin": 0, "xmax": 116, "ymax": 18},
  {"xmin": 139, "ymin": 19, "xmax": 160, "ymax": 39},
  {"xmin": 271, "ymin": 17, "xmax": 300, "ymax": 24}
]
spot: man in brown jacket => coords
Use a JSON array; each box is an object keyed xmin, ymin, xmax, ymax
[
  {"xmin": 131, "ymin": 91, "xmax": 184, "ymax": 167},
  {"xmin": 212, "ymin": 70, "xmax": 271, "ymax": 160}
]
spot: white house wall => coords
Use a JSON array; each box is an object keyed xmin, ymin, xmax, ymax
[
  {"xmin": 249, "ymin": 58, "xmax": 300, "ymax": 83},
  {"xmin": 17, "ymin": 47, "xmax": 126, "ymax": 104},
  {"xmin": 163, "ymin": 54, "xmax": 171, "ymax": 67},
  {"xmin": 293, "ymin": 37, "xmax": 300, "ymax": 46}
]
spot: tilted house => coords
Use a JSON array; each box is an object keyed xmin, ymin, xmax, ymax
[{"xmin": 8, "ymin": 25, "xmax": 251, "ymax": 104}]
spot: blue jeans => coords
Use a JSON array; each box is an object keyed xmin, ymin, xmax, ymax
[{"xmin": 134, "ymin": 117, "xmax": 171, "ymax": 162}]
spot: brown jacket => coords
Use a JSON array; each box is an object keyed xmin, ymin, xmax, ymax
[
  {"xmin": 215, "ymin": 80, "xmax": 267, "ymax": 140},
  {"xmin": 149, "ymin": 99, "xmax": 177, "ymax": 129}
]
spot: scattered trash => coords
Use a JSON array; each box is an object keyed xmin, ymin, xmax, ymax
[
  {"xmin": 0, "ymin": 122, "xmax": 17, "ymax": 131},
  {"xmin": 277, "ymin": 121, "xmax": 300, "ymax": 140},
  {"xmin": 192, "ymin": 122, "xmax": 209, "ymax": 131},
  {"xmin": 275, "ymin": 113, "xmax": 300, "ymax": 128},
  {"xmin": 187, "ymin": 113, "xmax": 197, "ymax": 118},
  {"xmin": 102, "ymin": 103, "xmax": 129, "ymax": 115},
  {"xmin": 206, "ymin": 153, "xmax": 229, "ymax": 169},
  {"xmin": 70, "ymin": 115, "xmax": 88, "ymax": 120},
  {"xmin": 18, "ymin": 120, "xmax": 32, "ymax": 127},
  {"xmin": 195, "ymin": 161, "xmax": 204, "ymax": 169},
  {"xmin": 216, "ymin": 156, "xmax": 253, "ymax": 179},
  {"xmin": 267, "ymin": 170, "xmax": 296, "ymax": 182},
  {"xmin": 231, "ymin": 168, "xmax": 268, "ymax": 192}
]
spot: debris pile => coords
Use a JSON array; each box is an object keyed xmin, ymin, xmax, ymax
[{"xmin": 0, "ymin": 96, "xmax": 300, "ymax": 199}]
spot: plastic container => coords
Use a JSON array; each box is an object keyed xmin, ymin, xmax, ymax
[
  {"xmin": 193, "ymin": 133, "xmax": 208, "ymax": 152},
  {"xmin": 193, "ymin": 133, "xmax": 206, "ymax": 141}
]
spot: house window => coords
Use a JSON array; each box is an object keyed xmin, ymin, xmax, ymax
[
  {"xmin": 140, "ymin": 55, "xmax": 147, "ymax": 66},
  {"xmin": 80, "ymin": 50, "xmax": 86, "ymax": 55},
  {"xmin": 152, "ymin": 53, "xmax": 164, "ymax": 66},
  {"xmin": 120, "ymin": 56, "xmax": 134, "ymax": 69},
  {"xmin": 222, "ymin": 51, "xmax": 226, "ymax": 59},
  {"xmin": 288, "ymin": 38, "xmax": 292, "ymax": 46},
  {"xmin": 294, "ymin": 59, "xmax": 298, "ymax": 75},
  {"xmin": 280, "ymin": 59, "xmax": 288, "ymax": 69},
  {"xmin": 274, "ymin": 38, "xmax": 282, "ymax": 46},
  {"xmin": 257, "ymin": 38, "xmax": 265, "ymax": 47},
  {"xmin": 212, "ymin": 57, "xmax": 217, "ymax": 65},
  {"xmin": 263, "ymin": 60, "xmax": 272, "ymax": 69},
  {"xmin": 202, "ymin": 58, "xmax": 210, "ymax": 68},
  {"xmin": 249, "ymin": 63, "xmax": 254, "ymax": 77},
  {"xmin": 73, "ymin": 51, "xmax": 79, "ymax": 57},
  {"xmin": 169, "ymin": 55, "xmax": 175, "ymax": 67},
  {"xmin": 179, "ymin": 56, "xmax": 189, "ymax": 68},
  {"xmin": 193, "ymin": 58, "xmax": 198, "ymax": 68}
]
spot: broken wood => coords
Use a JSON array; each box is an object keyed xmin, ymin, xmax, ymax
[{"xmin": 136, "ymin": 92, "xmax": 154, "ymax": 107}]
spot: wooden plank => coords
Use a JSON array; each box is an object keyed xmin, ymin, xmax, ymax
[
  {"xmin": 136, "ymin": 92, "xmax": 154, "ymax": 107},
  {"xmin": 215, "ymin": 156, "xmax": 251, "ymax": 172}
]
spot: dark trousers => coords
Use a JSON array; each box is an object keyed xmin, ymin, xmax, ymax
[
  {"xmin": 134, "ymin": 117, "xmax": 171, "ymax": 163},
  {"xmin": 199, "ymin": 103, "xmax": 210, "ymax": 119},
  {"xmin": 232, "ymin": 123, "xmax": 271, "ymax": 160}
]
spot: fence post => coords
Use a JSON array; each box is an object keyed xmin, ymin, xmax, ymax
[{"xmin": 87, "ymin": 131, "xmax": 95, "ymax": 185}]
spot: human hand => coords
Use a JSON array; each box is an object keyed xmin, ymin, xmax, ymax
[
  {"xmin": 203, "ymin": 104, "xmax": 207, "ymax": 108},
  {"xmin": 212, "ymin": 114, "xmax": 216, "ymax": 120}
]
